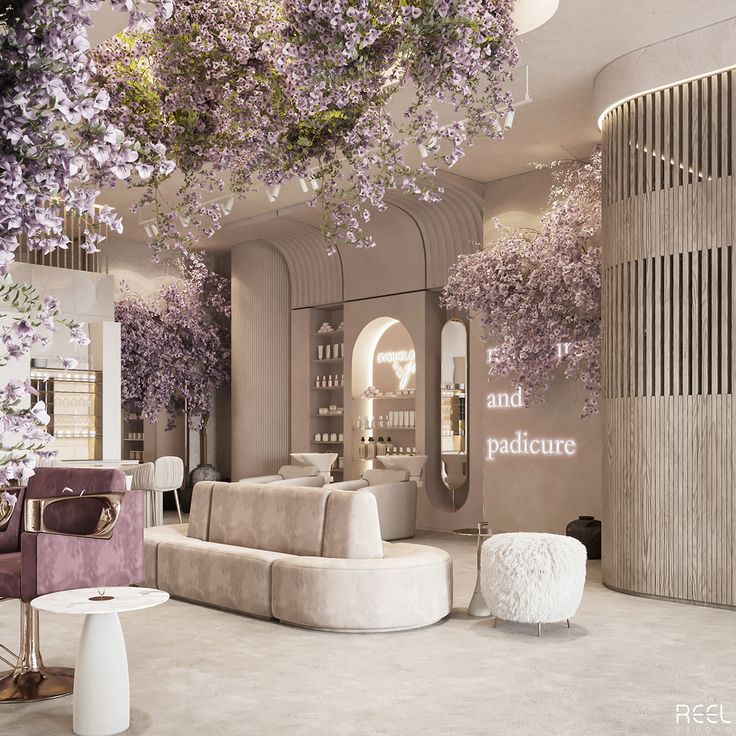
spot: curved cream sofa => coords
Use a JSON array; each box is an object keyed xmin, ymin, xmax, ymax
[{"xmin": 144, "ymin": 481, "xmax": 452, "ymax": 632}]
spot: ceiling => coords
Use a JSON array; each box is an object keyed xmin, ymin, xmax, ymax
[{"xmin": 92, "ymin": 1, "xmax": 736, "ymax": 248}]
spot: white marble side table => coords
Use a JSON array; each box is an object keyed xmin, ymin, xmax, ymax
[{"xmin": 32, "ymin": 587, "xmax": 169, "ymax": 736}]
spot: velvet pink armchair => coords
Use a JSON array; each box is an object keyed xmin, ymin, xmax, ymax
[{"xmin": 0, "ymin": 467, "xmax": 144, "ymax": 702}]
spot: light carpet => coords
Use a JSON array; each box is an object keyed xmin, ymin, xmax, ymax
[{"xmin": 0, "ymin": 530, "xmax": 733, "ymax": 736}]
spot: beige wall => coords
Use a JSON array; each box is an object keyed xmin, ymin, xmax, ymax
[
  {"xmin": 480, "ymin": 169, "xmax": 603, "ymax": 534},
  {"xmin": 231, "ymin": 239, "xmax": 291, "ymax": 479}
]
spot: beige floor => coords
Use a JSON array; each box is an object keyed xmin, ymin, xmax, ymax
[{"xmin": 0, "ymin": 529, "xmax": 734, "ymax": 736}]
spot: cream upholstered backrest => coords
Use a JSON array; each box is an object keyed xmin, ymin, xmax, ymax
[
  {"xmin": 126, "ymin": 462, "xmax": 155, "ymax": 492},
  {"xmin": 278, "ymin": 464, "xmax": 319, "ymax": 479},
  {"xmin": 363, "ymin": 468, "xmax": 410, "ymax": 485},
  {"xmin": 153, "ymin": 456, "xmax": 184, "ymax": 492},
  {"xmin": 186, "ymin": 481, "xmax": 383, "ymax": 559},
  {"xmin": 322, "ymin": 490, "xmax": 383, "ymax": 559},
  {"xmin": 209, "ymin": 483, "xmax": 330, "ymax": 556}
]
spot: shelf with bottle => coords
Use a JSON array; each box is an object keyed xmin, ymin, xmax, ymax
[
  {"xmin": 313, "ymin": 374, "xmax": 345, "ymax": 389},
  {"xmin": 311, "ymin": 329, "xmax": 343, "ymax": 337},
  {"xmin": 311, "ymin": 412, "xmax": 344, "ymax": 418},
  {"xmin": 355, "ymin": 435, "xmax": 417, "ymax": 460},
  {"xmin": 352, "ymin": 410, "xmax": 416, "ymax": 432},
  {"xmin": 311, "ymin": 440, "xmax": 344, "ymax": 445}
]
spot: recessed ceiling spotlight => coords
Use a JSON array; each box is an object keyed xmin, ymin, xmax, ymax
[
  {"xmin": 504, "ymin": 109, "xmax": 515, "ymax": 130},
  {"xmin": 299, "ymin": 178, "xmax": 310, "ymax": 193}
]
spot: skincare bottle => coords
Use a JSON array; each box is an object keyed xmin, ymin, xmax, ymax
[
  {"xmin": 340, "ymin": 373, "xmax": 345, "ymax": 386},
  {"xmin": 318, "ymin": 344, "xmax": 325, "ymax": 360},
  {"xmin": 315, "ymin": 376, "xmax": 320, "ymax": 388},
  {"xmin": 359, "ymin": 437, "xmax": 366, "ymax": 459},
  {"xmin": 386, "ymin": 437, "xmax": 393, "ymax": 454},
  {"xmin": 376, "ymin": 437, "xmax": 385, "ymax": 455},
  {"xmin": 328, "ymin": 374, "xmax": 333, "ymax": 387},
  {"xmin": 367, "ymin": 437, "xmax": 375, "ymax": 459},
  {"xmin": 355, "ymin": 417, "xmax": 362, "ymax": 430}
]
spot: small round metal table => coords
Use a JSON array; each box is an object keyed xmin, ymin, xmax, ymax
[
  {"xmin": 32, "ymin": 587, "xmax": 169, "ymax": 736},
  {"xmin": 453, "ymin": 523, "xmax": 499, "ymax": 617}
]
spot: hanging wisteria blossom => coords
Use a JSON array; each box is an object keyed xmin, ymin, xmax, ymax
[
  {"xmin": 0, "ymin": 0, "xmax": 173, "ymax": 275},
  {"xmin": 442, "ymin": 148, "xmax": 602, "ymax": 416},
  {"xmin": 90, "ymin": 0, "xmax": 519, "ymax": 255}
]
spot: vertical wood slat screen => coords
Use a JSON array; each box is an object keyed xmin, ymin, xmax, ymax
[{"xmin": 601, "ymin": 68, "xmax": 736, "ymax": 608}]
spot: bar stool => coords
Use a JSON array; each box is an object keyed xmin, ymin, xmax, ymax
[{"xmin": 127, "ymin": 457, "xmax": 184, "ymax": 525}]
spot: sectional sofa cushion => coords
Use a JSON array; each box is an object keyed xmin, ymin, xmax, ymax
[
  {"xmin": 271, "ymin": 543, "xmax": 452, "ymax": 632},
  {"xmin": 152, "ymin": 525, "xmax": 290, "ymax": 619}
]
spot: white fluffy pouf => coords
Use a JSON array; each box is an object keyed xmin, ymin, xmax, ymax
[{"xmin": 480, "ymin": 532, "xmax": 587, "ymax": 625}]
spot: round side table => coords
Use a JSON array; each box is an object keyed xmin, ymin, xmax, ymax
[
  {"xmin": 453, "ymin": 523, "xmax": 499, "ymax": 617},
  {"xmin": 32, "ymin": 587, "xmax": 169, "ymax": 736}
]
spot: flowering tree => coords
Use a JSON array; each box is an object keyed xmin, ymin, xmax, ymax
[
  {"xmin": 442, "ymin": 148, "xmax": 602, "ymax": 416},
  {"xmin": 90, "ymin": 0, "xmax": 519, "ymax": 256},
  {"xmin": 116, "ymin": 258, "xmax": 230, "ymax": 433}
]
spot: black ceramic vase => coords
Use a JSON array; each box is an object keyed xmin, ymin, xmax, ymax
[{"xmin": 566, "ymin": 515, "xmax": 601, "ymax": 559}]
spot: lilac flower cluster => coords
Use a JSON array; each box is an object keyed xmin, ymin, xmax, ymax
[
  {"xmin": 91, "ymin": 0, "xmax": 518, "ymax": 254},
  {"xmin": 442, "ymin": 148, "xmax": 602, "ymax": 416},
  {"xmin": 115, "ymin": 258, "xmax": 230, "ymax": 431},
  {"xmin": 0, "ymin": 0, "xmax": 173, "ymax": 274}
]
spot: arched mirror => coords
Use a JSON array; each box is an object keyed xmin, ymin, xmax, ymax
[{"xmin": 440, "ymin": 318, "xmax": 468, "ymax": 509}]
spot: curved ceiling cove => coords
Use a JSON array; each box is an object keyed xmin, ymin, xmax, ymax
[{"xmin": 594, "ymin": 17, "xmax": 736, "ymax": 128}]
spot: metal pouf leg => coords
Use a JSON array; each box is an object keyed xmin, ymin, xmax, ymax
[
  {"xmin": 566, "ymin": 619, "xmax": 571, "ymax": 629},
  {"xmin": 173, "ymin": 488, "xmax": 183, "ymax": 524},
  {"xmin": 537, "ymin": 623, "xmax": 542, "ymax": 638},
  {"xmin": 0, "ymin": 602, "xmax": 74, "ymax": 702}
]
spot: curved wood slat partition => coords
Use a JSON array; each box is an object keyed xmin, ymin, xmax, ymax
[{"xmin": 601, "ymin": 69, "xmax": 736, "ymax": 607}]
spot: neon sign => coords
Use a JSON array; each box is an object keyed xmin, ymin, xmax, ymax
[
  {"xmin": 376, "ymin": 350, "xmax": 416, "ymax": 390},
  {"xmin": 487, "ymin": 431, "xmax": 577, "ymax": 461}
]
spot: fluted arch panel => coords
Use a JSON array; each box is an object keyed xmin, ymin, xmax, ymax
[
  {"xmin": 237, "ymin": 219, "xmax": 343, "ymax": 308},
  {"xmin": 385, "ymin": 181, "xmax": 483, "ymax": 289}
]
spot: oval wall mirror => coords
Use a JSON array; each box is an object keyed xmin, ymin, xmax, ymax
[{"xmin": 440, "ymin": 318, "xmax": 468, "ymax": 510}]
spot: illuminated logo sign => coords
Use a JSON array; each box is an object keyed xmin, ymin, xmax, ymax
[{"xmin": 377, "ymin": 350, "xmax": 416, "ymax": 390}]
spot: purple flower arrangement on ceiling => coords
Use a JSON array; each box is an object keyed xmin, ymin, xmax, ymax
[
  {"xmin": 442, "ymin": 148, "xmax": 602, "ymax": 416},
  {"xmin": 89, "ymin": 0, "xmax": 519, "ymax": 255},
  {"xmin": 0, "ymin": 0, "xmax": 173, "ymax": 272},
  {"xmin": 115, "ymin": 256, "xmax": 231, "ymax": 432}
]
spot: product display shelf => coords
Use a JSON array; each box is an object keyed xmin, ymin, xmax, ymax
[
  {"xmin": 31, "ymin": 367, "xmax": 103, "ymax": 462},
  {"xmin": 309, "ymin": 306, "xmax": 345, "ymax": 462}
]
